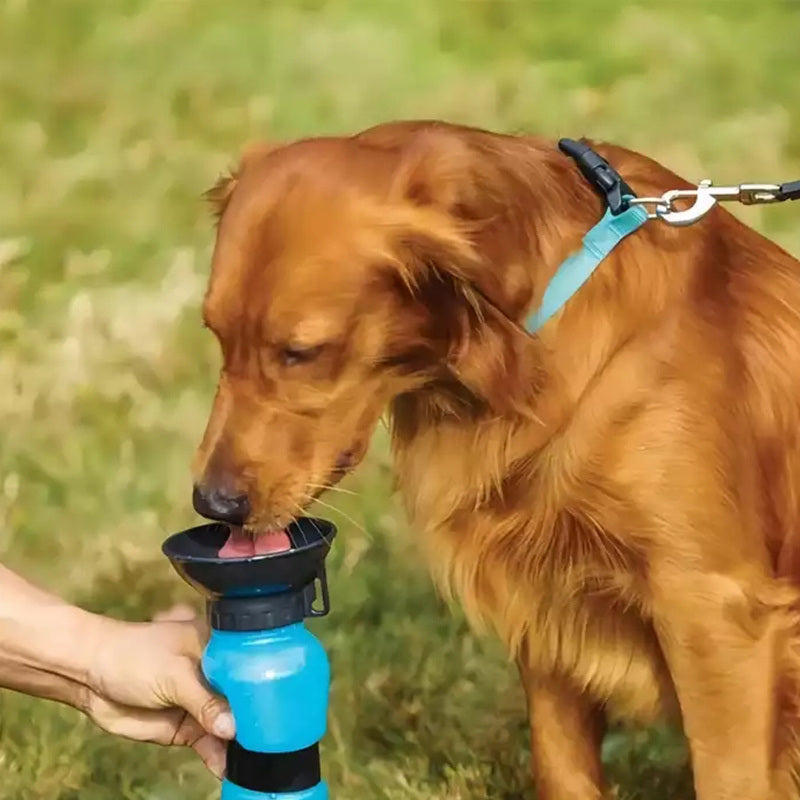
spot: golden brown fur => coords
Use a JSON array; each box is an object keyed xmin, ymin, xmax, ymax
[{"xmin": 194, "ymin": 120, "xmax": 800, "ymax": 798}]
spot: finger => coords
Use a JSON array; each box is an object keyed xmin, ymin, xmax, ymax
[
  {"xmin": 169, "ymin": 658, "xmax": 235, "ymax": 740},
  {"xmin": 170, "ymin": 618, "xmax": 209, "ymax": 658},
  {"xmin": 91, "ymin": 698, "xmax": 227, "ymax": 779},
  {"xmin": 171, "ymin": 711, "xmax": 228, "ymax": 779},
  {"xmin": 190, "ymin": 732, "xmax": 228, "ymax": 780},
  {"xmin": 90, "ymin": 695, "xmax": 192, "ymax": 743},
  {"xmin": 189, "ymin": 612, "xmax": 209, "ymax": 642},
  {"xmin": 153, "ymin": 603, "xmax": 197, "ymax": 623}
]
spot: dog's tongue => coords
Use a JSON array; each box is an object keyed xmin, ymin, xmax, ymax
[{"xmin": 218, "ymin": 527, "xmax": 292, "ymax": 558}]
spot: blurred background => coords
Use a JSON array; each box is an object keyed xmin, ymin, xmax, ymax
[{"xmin": 1, "ymin": 1, "xmax": 799, "ymax": 798}]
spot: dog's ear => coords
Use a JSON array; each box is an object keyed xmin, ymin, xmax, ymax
[
  {"xmin": 391, "ymin": 129, "xmax": 544, "ymax": 312},
  {"xmin": 388, "ymin": 131, "xmax": 546, "ymax": 416},
  {"xmin": 392, "ymin": 209, "xmax": 545, "ymax": 418},
  {"xmin": 205, "ymin": 141, "xmax": 281, "ymax": 221}
]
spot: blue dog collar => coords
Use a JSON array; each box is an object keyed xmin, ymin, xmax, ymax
[{"xmin": 525, "ymin": 201, "xmax": 648, "ymax": 332}]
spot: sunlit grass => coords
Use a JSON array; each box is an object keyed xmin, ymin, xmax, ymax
[{"xmin": 1, "ymin": 1, "xmax": 798, "ymax": 797}]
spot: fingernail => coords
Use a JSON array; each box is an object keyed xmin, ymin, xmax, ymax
[{"xmin": 213, "ymin": 711, "xmax": 236, "ymax": 739}]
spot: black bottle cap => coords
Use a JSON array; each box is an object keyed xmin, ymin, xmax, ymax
[{"xmin": 208, "ymin": 576, "xmax": 331, "ymax": 632}]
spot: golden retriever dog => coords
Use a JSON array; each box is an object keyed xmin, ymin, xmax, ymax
[{"xmin": 191, "ymin": 120, "xmax": 800, "ymax": 799}]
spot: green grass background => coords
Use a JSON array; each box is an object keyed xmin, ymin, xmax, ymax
[{"xmin": 1, "ymin": 1, "xmax": 799, "ymax": 798}]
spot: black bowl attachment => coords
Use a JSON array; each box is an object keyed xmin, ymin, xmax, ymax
[{"xmin": 162, "ymin": 517, "xmax": 337, "ymax": 632}]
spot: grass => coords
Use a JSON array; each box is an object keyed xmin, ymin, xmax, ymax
[{"xmin": 1, "ymin": 1, "xmax": 799, "ymax": 797}]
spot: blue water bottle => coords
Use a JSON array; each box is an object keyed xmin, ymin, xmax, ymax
[{"xmin": 163, "ymin": 518, "xmax": 336, "ymax": 799}]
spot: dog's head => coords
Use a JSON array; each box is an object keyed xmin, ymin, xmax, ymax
[{"xmin": 192, "ymin": 123, "xmax": 564, "ymax": 530}]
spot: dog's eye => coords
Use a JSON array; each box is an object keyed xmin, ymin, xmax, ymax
[{"xmin": 280, "ymin": 344, "xmax": 324, "ymax": 366}]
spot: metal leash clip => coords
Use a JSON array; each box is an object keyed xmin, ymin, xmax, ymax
[{"xmin": 627, "ymin": 179, "xmax": 799, "ymax": 227}]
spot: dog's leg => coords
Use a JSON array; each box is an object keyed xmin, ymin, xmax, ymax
[
  {"xmin": 649, "ymin": 567, "xmax": 789, "ymax": 800},
  {"xmin": 518, "ymin": 661, "xmax": 606, "ymax": 800},
  {"xmin": 602, "ymin": 383, "xmax": 800, "ymax": 797}
]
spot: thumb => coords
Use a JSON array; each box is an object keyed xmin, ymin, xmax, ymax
[{"xmin": 169, "ymin": 659, "xmax": 236, "ymax": 740}]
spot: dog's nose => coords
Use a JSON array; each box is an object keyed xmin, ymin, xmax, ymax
[{"xmin": 192, "ymin": 484, "xmax": 250, "ymax": 525}]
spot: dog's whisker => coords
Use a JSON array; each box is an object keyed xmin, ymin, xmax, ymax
[
  {"xmin": 310, "ymin": 496, "xmax": 369, "ymax": 538},
  {"xmin": 291, "ymin": 500, "xmax": 335, "ymax": 548},
  {"xmin": 306, "ymin": 482, "xmax": 360, "ymax": 498},
  {"xmin": 307, "ymin": 516, "xmax": 325, "ymax": 545}
]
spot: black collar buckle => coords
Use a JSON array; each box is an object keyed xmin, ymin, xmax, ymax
[{"xmin": 558, "ymin": 138, "xmax": 634, "ymax": 216}]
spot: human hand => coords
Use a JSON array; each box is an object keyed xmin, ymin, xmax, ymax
[{"xmin": 81, "ymin": 609, "xmax": 234, "ymax": 778}]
